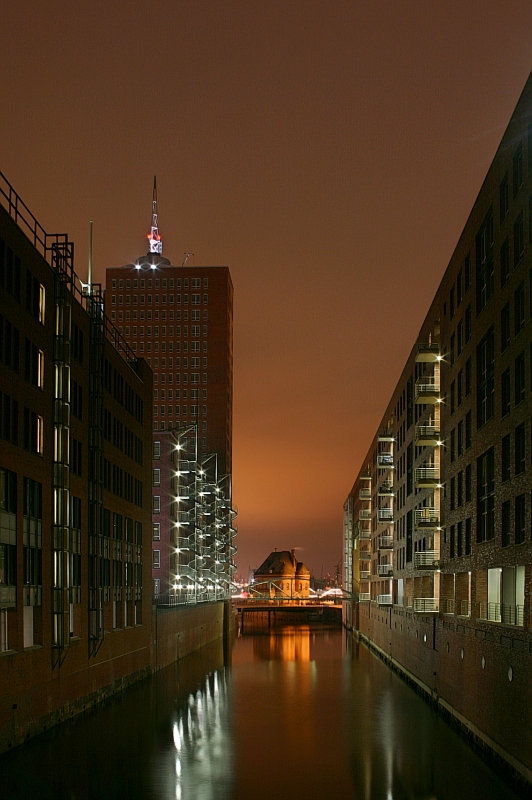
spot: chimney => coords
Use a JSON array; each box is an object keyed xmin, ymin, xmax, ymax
[{"xmin": 291, "ymin": 549, "xmax": 296, "ymax": 566}]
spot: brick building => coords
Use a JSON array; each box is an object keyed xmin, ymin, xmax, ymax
[
  {"xmin": 343, "ymin": 73, "xmax": 532, "ymax": 786},
  {"xmin": 105, "ymin": 188, "xmax": 236, "ymax": 599},
  {"xmin": 0, "ymin": 173, "xmax": 153, "ymax": 752}
]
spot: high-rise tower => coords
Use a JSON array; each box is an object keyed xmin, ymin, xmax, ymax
[{"xmin": 105, "ymin": 182, "xmax": 236, "ymax": 598}]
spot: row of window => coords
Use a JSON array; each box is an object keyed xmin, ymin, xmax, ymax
[
  {"xmin": 102, "ymin": 460, "xmax": 143, "ymax": 506},
  {"xmin": 134, "ymin": 340, "xmax": 207, "ymax": 354},
  {"xmin": 153, "ymin": 405, "xmax": 207, "ymax": 417},
  {"xmin": 126, "ymin": 325, "xmax": 208, "ymax": 337},
  {"xmin": 111, "ymin": 277, "xmax": 208, "ymax": 290},
  {"xmin": 150, "ymin": 373, "xmax": 208, "ymax": 386},
  {"xmin": 112, "ymin": 308, "xmax": 206, "ymax": 322},
  {"xmin": 111, "ymin": 293, "xmax": 208, "ymax": 306},
  {"xmin": 103, "ymin": 359, "xmax": 144, "ymax": 423}
]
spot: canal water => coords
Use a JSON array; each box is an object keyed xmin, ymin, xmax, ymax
[{"xmin": 0, "ymin": 627, "xmax": 522, "ymax": 800}]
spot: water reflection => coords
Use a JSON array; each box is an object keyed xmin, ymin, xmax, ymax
[
  {"xmin": 251, "ymin": 625, "xmax": 311, "ymax": 661},
  {"xmin": 169, "ymin": 670, "xmax": 232, "ymax": 800}
]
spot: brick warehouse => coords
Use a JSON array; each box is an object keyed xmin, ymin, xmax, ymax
[
  {"xmin": 0, "ymin": 173, "xmax": 154, "ymax": 753},
  {"xmin": 343, "ymin": 72, "xmax": 532, "ymax": 787},
  {"xmin": 105, "ymin": 185, "xmax": 236, "ymax": 600}
]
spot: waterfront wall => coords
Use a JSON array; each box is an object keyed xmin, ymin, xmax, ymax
[
  {"xmin": 0, "ymin": 600, "xmax": 233, "ymax": 755},
  {"xmin": 353, "ymin": 605, "xmax": 532, "ymax": 790}
]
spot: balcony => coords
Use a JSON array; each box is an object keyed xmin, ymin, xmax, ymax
[
  {"xmin": 359, "ymin": 549, "xmax": 372, "ymax": 561},
  {"xmin": 378, "ymin": 535, "xmax": 393, "ymax": 550},
  {"xmin": 377, "ymin": 594, "xmax": 392, "ymax": 605},
  {"xmin": 413, "ymin": 598, "xmax": 439, "ymax": 613},
  {"xmin": 358, "ymin": 527, "xmax": 371, "ymax": 541},
  {"xmin": 359, "ymin": 488, "xmax": 371, "ymax": 500},
  {"xmin": 413, "ymin": 550, "xmax": 439, "ymax": 569},
  {"xmin": 376, "ymin": 453, "xmax": 394, "ymax": 468},
  {"xmin": 415, "ymin": 343, "xmax": 441, "ymax": 363},
  {"xmin": 377, "ymin": 507, "xmax": 393, "ymax": 523},
  {"xmin": 378, "ymin": 430, "xmax": 394, "ymax": 442},
  {"xmin": 378, "ymin": 480, "xmax": 394, "ymax": 496},
  {"xmin": 377, "ymin": 563, "xmax": 393, "ymax": 577},
  {"xmin": 0, "ymin": 586, "xmax": 16, "ymax": 607},
  {"xmin": 415, "ymin": 377, "xmax": 440, "ymax": 404},
  {"xmin": 478, "ymin": 603, "xmax": 524, "ymax": 626},
  {"xmin": 359, "ymin": 592, "xmax": 371, "ymax": 601},
  {"xmin": 414, "ymin": 507, "xmax": 439, "ymax": 528},
  {"xmin": 457, "ymin": 600, "xmax": 471, "ymax": 617},
  {"xmin": 359, "ymin": 509, "xmax": 371, "ymax": 521},
  {"xmin": 414, "ymin": 425, "xmax": 441, "ymax": 446},
  {"xmin": 359, "ymin": 570, "xmax": 371, "ymax": 580},
  {"xmin": 414, "ymin": 466, "xmax": 440, "ymax": 489}
]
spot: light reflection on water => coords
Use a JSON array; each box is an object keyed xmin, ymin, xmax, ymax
[{"xmin": 0, "ymin": 629, "xmax": 524, "ymax": 800}]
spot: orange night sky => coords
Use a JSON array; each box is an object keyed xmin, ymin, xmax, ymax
[{"xmin": 2, "ymin": 1, "xmax": 532, "ymax": 577}]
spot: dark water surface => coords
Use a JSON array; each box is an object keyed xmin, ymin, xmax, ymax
[{"xmin": 0, "ymin": 627, "xmax": 522, "ymax": 799}]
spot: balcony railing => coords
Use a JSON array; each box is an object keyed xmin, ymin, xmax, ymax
[
  {"xmin": 378, "ymin": 535, "xmax": 393, "ymax": 550},
  {"xmin": 359, "ymin": 528, "xmax": 371, "ymax": 540},
  {"xmin": 378, "ymin": 480, "xmax": 394, "ymax": 496},
  {"xmin": 377, "ymin": 594, "xmax": 392, "ymax": 605},
  {"xmin": 359, "ymin": 570, "xmax": 371, "ymax": 580},
  {"xmin": 359, "ymin": 592, "xmax": 371, "ymax": 601},
  {"xmin": 377, "ymin": 507, "xmax": 393, "ymax": 522},
  {"xmin": 415, "ymin": 377, "xmax": 440, "ymax": 404},
  {"xmin": 376, "ymin": 453, "xmax": 394, "ymax": 468},
  {"xmin": 458, "ymin": 600, "xmax": 471, "ymax": 617},
  {"xmin": 359, "ymin": 488, "xmax": 371, "ymax": 500},
  {"xmin": 359, "ymin": 509, "xmax": 371, "ymax": 520},
  {"xmin": 478, "ymin": 603, "xmax": 524, "ymax": 626},
  {"xmin": 414, "ymin": 425, "xmax": 441, "ymax": 446},
  {"xmin": 443, "ymin": 599, "xmax": 455, "ymax": 614},
  {"xmin": 377, "ymin": 564, "xmax": 393, "ymax": 576},
  {"xmin": 358, "ymin": 550, "xmax": 371, "ymax": 561},
  {"xmin": 0, "ymin": 586, "xmax": 16, "ymax": 607},
  {"xmin": 413, "ymin": 550, "xmax": 439, "ymax": 569},
  {"xmin": 378, "ymin": 430, "xmax": 394, "ymax": 442},
  {"xmin": 413, "ymin": 598, "xmax": 439, "ymax": 613},
  {"xmin": 414, "ymin": 467, "xmax": 440, "ymax": 488},
  {"xmin": 414, "ymin": 508, "xmax": 439, "ymax": 527},
  {"xmin": 415, "ymin": 343, "xmax": 441, "ymax": 362}
]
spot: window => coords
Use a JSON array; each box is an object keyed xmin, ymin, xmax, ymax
[
  {"xmin": 465, "ymin": 357, "xmax": 472, "ymax": 396},
  {"xmin": 515, "ymin": 494, "xmax": 526, "ymax": 544},
  {"xmin": 465, "ymin": 410, "xmax": 472, "ymax": 450},
  {"xmin": 457, "ymin": 369, "xmax": 463, "ymax": 406},
  {"xmin": 457, "ymin": 268, "xmax": 463, "ymax": 307},
  {"xmin": 477, "ymin": 447, "xmax": 495, "ymax": 542},
  {"xmin": 465, "ymin": 518, "xmax": 472, "ymax": 555},
  {"xmin": 515, "ymin": 352, "xmax": 525, "ymax": 405},
  {"xmin": 153, "ymin": 523, "xmax": 160, "ymax": 540},
  {"xmin": 450, "ymin": 476, "xmax": 456, "ymax": 510},
  {"xmin": 514, "ymin": 212, "xmax": 525, "ymax": 267},
  {"xmin": 450, "ymin": 380, "xmax": 456, "ymax": 415},
  {"xmin": 501, "ymin": 368, "xmax": 511, "ymax": 416},
  {"xmin": 500, "ymin": 238, "xmax": 510, "ymax": 287},
  {"xmin": 153, "ymin": 496, "xmax": 160, "ymax": 514},
  {"xmin": 450, "ymin": 524, "xmax": 455, "ymax": 558},
  {"xmin": 153, "ymin": 550, "xmax": 160, "ymax": 569},
  {"xmin": 500, "ymin": 172, "xmax": 509, "ymax": 223},
  {"xmin": 450, "ymin": 428, "xmax": 456, "ymax": 462},
  {"xmin": 457, "ymin": 419, "xmax": 464, "ymax": 457},
  {"xmin": 501, "ymin": 302, "xmax": 510, "ymax": 351},
  {"xmin": 502, "ymin": 500, "xmax": 511, "ymax": 547},
  {"xmin": 476, "ymin": 208, "xmax": 494, "ymax": 313},
  {"xmin": 450, "ymin": 286, "xmax": 455, "ymax": 319},
  {"xmin": 465, "ymin": 464, "xmax": 472, "ymax": 502},
  {"xmin": 457, "ymin": 471, "xmax": 463, "ymax": 507},
  {"xmin": 153, "ymin": 441, "xmax": 161, "ymax": 459},
  {"xmin": 514, "ymin": 281, "xmax": 525, "ymax": 335},
  {"xmin": 153, "ymin": 468, "xmax": 161, "ymax": 486},
  {"xmin": 464, "ymin": 253, "xmax": 471, "ymax": 290},
  {"xmin": 477, "ymin": 326, "xmax": 495, "ymax": 427},
  {"xmin": 502, "ymin": 434, "xmax": 511, "ymax": 482},
  {"xmin": 513, "ymin": 142, "xmax": 523, "ymax": 198},
  {"xmin": 515, "ymin": 423, "xmax": 526, "ymax": 475}
]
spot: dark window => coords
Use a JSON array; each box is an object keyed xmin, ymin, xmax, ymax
[
  {"xmin": 500, "ymin": 238, "xmax": 510, "ymax": 287},
  {"xmin": 450, "ymin": 380, "xmax": 456, "ymax": 415},
  {"xmin": 477, "ymin": 326, "xmax": 495, "ymax": 427},
  {"xmin": 457, "ymin": 268, "xmax": 463, "ymax": 307},
  {"xmin": 514, "ymin": 281, "xmax": 525, "ymax": 335},
  {"xmin": 502, "ymin": 434, "xmax": 511, "ymax": 482},
  {"xmin": 500, "ymin": 172, "xmax": 509, "ymax": 223},
  {"xmin": 450, "ymin": 524, "xmax": 456, "ymax": 558},
  {"xmin": 501, "ymin": 368, "xmax": 511, "ymax": 416},
  {"xmin": 457, "ymin": 319, "xmax": 464, "ymax": 356},
  {"xmin": 515, "ymin": 494, "xmax": 526, "ymax": 544},
  {"xmin": 514, "ymin": 211, "xmax": 525, "ymax": 267},
  {"xmin": 501, "ymin": 302, "xmax": 510, "ymax": 352},
  {"xmin": 501, "ymin": 500, "xmax": 511, "ymax": 547},
  {"xmin": 450, "ymin": 476, "xmax": 456, "ymax": 510},
  {"xmin": 476, "ymin": 209, "xmax": 494, "ymax": 313},
  {"xmin": 515, "ymin": 423, "xmax": 526, "ymax": 475},
  {"xmin": 457, "ymin": 419, "xmax": 464, "ymax": 457},
  {"xmin": 465, "ymin": 517, "xmax": 472, "ymax": 555},
  {"xmin": 465, "ymin": 410, "xmax": 472, "ymax": 450},
  {"xmin": 477, "ymin": 447, "xmax": 495, "ymax": 543},
  {"xmin": 515, "ymin": 352, "xmax": 525, "ymax": 405},
  {"xmin": 457, "ymin": 520, "xmax": 463, "ymax": 558},
  {"xmin": 513, "ymin": 142, "xmax": 523, "ymax": 198},
  {"xmin": 450, "ymin": 287, "xmax": 455, "ymax": 319},
  {"xmin": 465, "ymin": 304, "xmax": 472, "ymax": 343},
  {"xmin": 465, "ymin": 253, "xmax": 471, "ymax": 290},
  {"xmin": 457, "ymin": 369, "xmax": 464, "ymax": 406},
  {"xmin": 457, "ymin": 471, "xmax": 463, "ymax": 507},
  {"xmin": 465, "ymin": 464, "xmax": 472, "ymax": 502},
  {"xmin": 465, "ymin": 357, "xmax": 472, "ymax": 396},
  {"xmin": 450, "ymin": 333, "xmax": 455, "ymax": 366},
  {"xmin": 450, "ymin": 428, "xmax": 456, "ymax": 463}
]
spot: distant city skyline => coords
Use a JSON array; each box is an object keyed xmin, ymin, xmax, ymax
[{"xmin": 2, "ymin": 2, "xmax": 532, "ymax": 573}]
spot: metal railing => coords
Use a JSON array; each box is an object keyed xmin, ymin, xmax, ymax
[
  {"xmin": 415, "ymin": 467, "xmax": 440, "ymax": 482},
  {"xmin": 377, "ymin": 508, "xmax": 393, "ymax": 522},
  {"xmin": 377, "ymin": 594, "xmax": 392, "ymax": 605},
  {"xmin": 414, "ymin": 598, "xmax": 439, "ymax": 613},
  {"xmin": 413, "ymin": 550, "xmax": 439, "ymax": 568},
  {"xmin": 359, "ymin": 488, "xmax": 371, "ymax": 500},
  {"xmin": 359, "ymin": 509, "xmax": 371, "ymax": 520},
  {"xmin": 478, "ymin": 603, "xmax": 524, "ymax": 625},
  {"xmin": 414, "ymin": 508, "xmax": 439, "ymax": 526},
  {"xmin": 358, "ymin": 550, "xmax": 372, "ymax": 561},
  {"xmin": 377, "ymin": 564, "xmax": 393, "ymax": 576},
  {"xmin": 443, "ymin": 599, "xmax": 455, "ymax": 614},
  {"xmin": 376, "ymin": 453, "xmax": 394, "ymax": 467},
  {"xmin": 378, "ymin": 480, "xmax": 394, "ymax": 495},
  {"xmin": 378, "ymin": 535, "xmax": 393, "ymax": 549},
  {"xmin": 359, "ymin": 593, "xmax": 371, "ymax": 601},
  {"xmin": 359, "ymin": 528, "xmax": 371, "ymax": 540},
  {"xmin": 359, "ymin": 571, "xmax": 371, "ymax": 580},
  {"xmin": 458, "ymin": 600, "xmax": 471, "ymax": 617},
  {"xmin": 414, "ymin": 425, "xmax": 440, "ymax": 442}
]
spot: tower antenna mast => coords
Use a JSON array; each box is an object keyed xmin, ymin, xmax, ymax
[{"xmin": 148, "ymin": 176, "xmax": 163, "ymax": 254}]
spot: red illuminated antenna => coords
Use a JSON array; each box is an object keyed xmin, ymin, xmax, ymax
[{"xmin": 148, "ymin": 176, "xmax": 163, "ymax": 254}]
